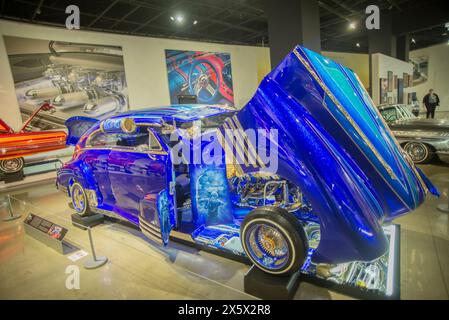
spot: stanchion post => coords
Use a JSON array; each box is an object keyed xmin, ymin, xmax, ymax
[
  {"xmin": 83, "ymin": 226, "xmax": 108, "ymax": 269},
  {"xmin": 437, "ymin": 194, "xmax": 449, "ymax": 213},
  {"xmin": 2, "ymin": 195, "xmax": 22, "ymax": 222}
]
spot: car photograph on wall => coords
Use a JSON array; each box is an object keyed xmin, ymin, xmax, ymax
[{"xmin": 378, "ymin": 104, "xmax": 449, "ymax": 164}]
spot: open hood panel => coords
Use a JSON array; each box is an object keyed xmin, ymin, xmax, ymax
[{"xmin": 235, "ymin": 45, "xmax": 437, "ymax": 263}]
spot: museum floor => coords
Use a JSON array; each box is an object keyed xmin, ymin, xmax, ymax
[{"xmin": 0, "ymin": 162, "xmax": 448, "ymax": 300}]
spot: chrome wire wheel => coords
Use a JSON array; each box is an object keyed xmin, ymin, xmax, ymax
[
  {"xmin": 241, "ymin": 207, "xmax": 308, "ymax": 275},
  {"xmin": 0, "ymin": 157, "xmax": 24, "ymax": 174},
  {"xmin": 244, "ymin": 222, "xmax": 290, "ymax": 272},
  {"xmin": 404, "ymin": 142, "xmax": 430, "ymax": 163},
  {"xmin": 71, "ymin": 182, "xmax": 89, "ymax": 216}
]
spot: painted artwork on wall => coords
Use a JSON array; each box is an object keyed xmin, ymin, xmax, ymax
[
  {"xmin": 403, "ymin": 73, "xmax": 409, "ymax": 88},
  {"xmin": 165, "ymin": 49, "xmax": 234, "ymax": 106},
  {"xmin": 397, "ymin": 78, "xmax": 404, "ymax": 104},
  {"xmin": 380, "ymin": 78, "xmax": 388, "ymax": 104},
  {"xmin": 408, "ymin": 92, "xmax": 417, "ymax": 104},
  {"xmin": 3, "ymin": 36, "xmax": 129, "ymax": 130},
  {"xmin": 387, "ymin": 71, "xmax": 393, "ymax": 92},
  {"xmin": 410, "ymin": 55, "xmax": 428, "ymax": 86}
]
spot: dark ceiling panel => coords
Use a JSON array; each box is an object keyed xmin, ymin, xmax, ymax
[{"xmin": 0, "ymin": 0, "xmax": 448, "ymax": 53}]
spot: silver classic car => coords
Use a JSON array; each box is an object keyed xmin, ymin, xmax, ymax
[{"xmin": 379, "ymin": 104, "xmax": 449, "ymax": 164}]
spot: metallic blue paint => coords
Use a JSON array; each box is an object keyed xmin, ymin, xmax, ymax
[
  {"xmin": 235, "ymin": 45, "xmax": 436, "ymax": 263},
  {"xmin": 57, "ymin": 45, "xmax": 437, "ymax": 268}
]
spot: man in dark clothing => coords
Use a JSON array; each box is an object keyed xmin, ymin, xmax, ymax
[{"xmin": 423, "ymin": 89, "xmax": 440, "ymax": 119}]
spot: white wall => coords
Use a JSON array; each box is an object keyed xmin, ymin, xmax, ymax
[
  {"xmin": 410, "ymin": 43, "xmax": 449, "ymax": 111},
  {"xmin": 0, "ymin": 19, "xmax": 270, "ymax": 130},
  {"xmin": 371, "ymin": 53, "xmax": 413, "ymax": 105}
]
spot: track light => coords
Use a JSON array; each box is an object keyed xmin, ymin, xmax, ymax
[{"xmin": 349, "ymin": 22, "xmax": 356, "ymax": 30}]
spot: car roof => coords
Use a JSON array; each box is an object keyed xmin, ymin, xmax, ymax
[{"xmin": 108, "ymin": 104, "xmax": 235, "ymax": 124}]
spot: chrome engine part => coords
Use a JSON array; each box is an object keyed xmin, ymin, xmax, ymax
[{"xmin": 229, "ymin": 173, "xmax": 312, "ymax": 212}]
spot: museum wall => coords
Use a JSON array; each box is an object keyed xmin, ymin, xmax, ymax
[
  {"xmin": 0, "ymin": 19, "xmax": 271, "ymax": 130},
  {"xmin": 409, "ymin": 43, "xmax": 449, "ymax": 112},
  {"xmin": 371, "ymin": 53, "xmax": 414, "ymax": 106}
]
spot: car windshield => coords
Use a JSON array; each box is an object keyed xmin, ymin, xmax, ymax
[{"xmin": 380, "ymin": 105, "xmax": 416, "ymax": 123}]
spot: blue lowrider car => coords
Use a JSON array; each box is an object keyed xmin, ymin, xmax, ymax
[{"xmin": 56, "ymin": 46, "xmax": 438, "ymax": 276}]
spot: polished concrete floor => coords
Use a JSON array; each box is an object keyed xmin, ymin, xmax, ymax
[{"xmin": 0, "ymin": 161, "xmax": 448, "ymax": 300}]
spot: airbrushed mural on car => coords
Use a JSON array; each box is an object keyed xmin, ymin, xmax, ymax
[
  {"xmin": 56, "ymin": 46, "xmax": 438, "ymax": 293},
  {"xmin": 165, "ymin": 49, "xmax": 234, "ymax": 105}
]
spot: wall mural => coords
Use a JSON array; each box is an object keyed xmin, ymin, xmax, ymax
[
  {"xmin": 165, "ymin": 49, "xmax": 234, "ymax": 106},
  {"xmin": 411, "ymin": 55, "xmax": 429, "ymax": 86},
  {"xmin": 3, "ymin": 36, "xmax": 129, "ymax": 130}
]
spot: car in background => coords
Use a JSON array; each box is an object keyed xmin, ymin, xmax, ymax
[
  {"xmin": 0, "ymin": 103, "xmax": 67, "ymax": 178},
  {"xmin": 378, "ymin": 104, "xmax": 449, "ymax": 164}
]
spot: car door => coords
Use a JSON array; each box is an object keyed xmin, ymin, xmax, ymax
[
  {"xmin": 107, "ymin": 126, "xmax": 177, "ymax": 243},
  {"xmin": 81, "ymin": 129, "xmax": 116, "ymax": 208}
]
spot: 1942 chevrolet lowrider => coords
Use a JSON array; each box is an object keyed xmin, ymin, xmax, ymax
[{"xmin": 57, "ymin": 46, "xmax": 438, "ymax": 276}]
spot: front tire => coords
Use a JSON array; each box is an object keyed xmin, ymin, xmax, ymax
[
  {"xmin": 0, "ymin": 157, "xmax": 24, "ymax": 174},
  {"xmin": 403, "ymin": 142, "xmax": 433, "ymax": 164},
  {"xmin": 241, "ymin": 206, "xmax": 308, "ymax": 275},
  {"xmin": 70, "ymin": 182, "xmax": 92, "ymax": 216}
]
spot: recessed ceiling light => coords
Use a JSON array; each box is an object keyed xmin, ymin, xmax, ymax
[
  {"xmin": 170, "ymin": 16, "xmax": 175, "ymax": 21},
  {"xmin": 356, "ymin": 42, "xmax": 361, "ymax": 47},
  {"xmin": 349, "ymin": 22, "xmax": 356, "ymax": 30},
  {"xmin": 193, "ymin": 20, "xmax": 198, "ymax": 25},
  {"xmin": 175, "ymin": 15, "xmax": 184, "ymax": 23},
  {"xmin": 411, "ymin": 38, "xmax": 416, "ymax": 44}
]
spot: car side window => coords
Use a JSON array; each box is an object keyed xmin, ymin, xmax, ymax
[
  {"xmin": 148, "ymin": 129, "xmax": 162, "ymax": 151},
  {"xmin": 87, "ymin": 131, "xmax": 120, "ymax": 148},
  {"xmin": 380, "ymin": 107, "xmax": 398, "ymax": 123},
  {"xmin": 86, "ymin": 126, "xmax": 162, "ymax": 152}
]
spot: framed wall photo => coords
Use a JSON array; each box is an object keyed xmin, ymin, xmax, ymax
[
  {"xmin": 387, "ymin": 71, "xmax": 393, "ymax": 92},
  {"xmin": 403, "ymin": 73, "xmax": 409, "ymax": 88},
  {"xmin": 393, "ymin": 75, "xmax": 398, "ymax": 90},
  {"xmin": 397, "ymin": 78, "xmax": 404, "ymax": 104},
  {"xmin": 2, "ymin": 36, "xmax": 130, "ymax": 129},
  {"xmin": 380, "ymin": 78, "xmax": 388, "ymax": 104},
  {"xmin": 165, "ymin": 49, "xmax": 234, "ymax": 106}
]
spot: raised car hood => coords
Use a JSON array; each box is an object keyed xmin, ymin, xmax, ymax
[{"xmin": 235, "ymin": 45, "xmax": 437, "ymax": 264}]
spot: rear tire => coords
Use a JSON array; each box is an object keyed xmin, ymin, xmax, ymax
[
  {"xmin": 241, "ymin": 206, "xmax": 308, "ymax": 275},
  {"xmin": 0, "ymin": 157, "xmax": 24, "ymax": 174},
  {"xmin": 403, "ymin": 142, "xmax": 433, "ymax": 164}
]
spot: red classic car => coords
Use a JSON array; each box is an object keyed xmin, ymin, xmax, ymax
[{"xmin": 0, "ymin": 103, "xmax": 67, "ymax": 176}]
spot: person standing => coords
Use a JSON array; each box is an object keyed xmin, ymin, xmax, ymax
[{"xmin": 423, "ymin": 89, "xmax": 440, "ymax": 119}]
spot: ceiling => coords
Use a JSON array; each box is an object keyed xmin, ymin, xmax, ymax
[{"xmin": 0, "ymin": 0, "xmax": 448, "ymax": 53}]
